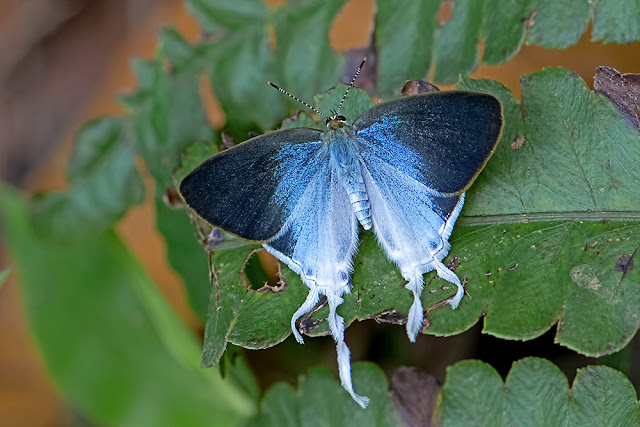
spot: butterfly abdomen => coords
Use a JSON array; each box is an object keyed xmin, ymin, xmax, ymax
[
  {"xmin": 327, "ymin": 130, "xmax": 372, "ymax": 230},
  {"xmin": 346, "ymin": 175, "xmax": 371, "ymax": 230}
]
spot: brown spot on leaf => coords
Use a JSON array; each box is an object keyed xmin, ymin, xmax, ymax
[
  {"xmin": 507, "ymin": 263, "xmax": 519, "ymax": 271},
  {"xmin": 438, "ymin": 0, "xmax": 454, "ymax": 26},
  {"xmin": 447, "ymin": 256, "xmax": 460, "ymax": 271},
  {"xmin": 297, "ymin": 295, "xmax": 328, "ymax": 336},
  {"xmin": 582, "ymin": 241, "xmax": 598, "ymax": 251},
  {"xmin": 390, "ymin": 367, "xmax": 441, "ymax": 427},
  {"xmin": 420, "ymin": 315, "xmax": 432, "ymax": 333},
  {"xmin": 615, "ymin": 249, "xmax": 637, "ymax": 280},
  {"xmin": 524, "ymin": 11, "xmax": 537, "ymax": 28},
  {"xmin": 511, "ymin": 136, "xmax": 526, "ymax": 149},
  {"xmin": 401, "ymin": 80, "xmax": 440, "ymax": 96},
  {"xmin": 594, "ymin": 66, "xmax": 640, "ymax": 133},
  {"xmin": 373, "ymin": 309, "xmax": 406, "ymax": 325},
  {"xmin": 210, "ymin": 253, "xmax": 221, "ymax": 304}
]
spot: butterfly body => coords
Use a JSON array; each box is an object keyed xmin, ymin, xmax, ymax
[
  {"xmin": 180, "ymin": 90, "xmax": 504, "ymax": 408},
  {"xmin": 326, "ymin": 120, "xmax": 372, "ymax": 229}
]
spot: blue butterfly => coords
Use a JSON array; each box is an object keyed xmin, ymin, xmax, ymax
[{"xmin": 180, "ymin": 63, "xmax": 503, "ymax": 408}]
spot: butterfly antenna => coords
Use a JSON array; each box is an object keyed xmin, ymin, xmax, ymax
[
  {"xmin": 337, "ymin": 57, "xmax": 366, "ymax": 115},
  {"xmin": 268, "ymin": 81, "xmax": 327, "ymax": 118}
]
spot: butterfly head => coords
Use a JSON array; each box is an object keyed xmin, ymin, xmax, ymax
[{"xmin": 326, "ymin": 111, "xmax": 347, "ymax": 130}]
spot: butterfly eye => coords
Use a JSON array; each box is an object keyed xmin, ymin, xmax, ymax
[
  {"xmin": 337, "ymin": 115, "xmax": 346, "ymax": 122},
  {"xmin": 325, "ymin": 117, "xmax": 332, "ymax": 125}
]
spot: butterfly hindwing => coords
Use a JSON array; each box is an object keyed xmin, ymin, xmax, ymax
[
  {"xmin": 354, "ymin": 91, "xmax": 503, "ymax": 341},
  {"xmin": 359, "ymin": 150, "xmax": 465, "ymax": 341},
  {"xmin": 354, "ymin": 91, "xmax": 503, "ymax": 195},
  {"xmin": 179, "ymin": 128, "xmax": 324, "ymax": 241}
]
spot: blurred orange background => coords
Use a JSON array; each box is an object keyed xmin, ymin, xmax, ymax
[{"xmin": 1, "ymin": 0, "xmax": 639, "ymax": 425}]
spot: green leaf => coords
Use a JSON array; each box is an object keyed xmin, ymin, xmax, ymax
[
  {"xmin": 187, "ymin": 0, "xmax": 266, "ymax": 31},
  {"xmin": 249, "ymin": 363, "xmax": 402, "ymax": 426},
  {"xmin": 0, "ymin": 186, "xmax": 253, "ymax": 426},
  {"xmin": 198, "ymin": 26, "xmax": 285, "ymax": 134},
  {"xmin": 373, "ymin": 0, "xmax": 640, "ymax": 88},
  {"xmin": 481, "ymin": 0, "xmax": 531, "ymax": 65},
  {"xmin": 199, "ymin": 68, "xmax": 640, "ymax": 362},
  {"xmin": 128, "ymin": 55, "xmax": 213, "ymax": 179},
  {"xmin": 159, "ymin": 28, "xmax": 196, "ymax": 73},
  {"xmin": 436, "ymin": 358, "xmax": 640, "ymax": 426},
  {"xmin": 432, "ymin": 0, "xmax": 484, "ymax": 84},
  {"xmin": 526, "ymin": 0, "xmax": 591, "ymax": 48},
  {"xmin": 235, "ymin": 357, "xmax": 640, "ymax": 426},
  {"xmin": 592, "ymin": 0, "xmax": 640, "ymax": 44},
  {"xmin": 191, "ymin": 0, "xmax": 348, "ymax": 137},
  {"xmin": 31, "ymin": 118, "xmax": 144, "ymax": 240},
  {"xmin": 503, "ymin": 358, "xmax": 568, "ymax": 425},
  {"xmin": 223, "ymin": 354, "xmax": 261, "ymax": 403},
  {"xmin": 465, "ymin": 67, "xmax": 640, "ymax": 215},
  {"xmin": 272, "ymin": 0, "xmax": 347, "ymax": 108},
  {"xmin": 251, "ymin": 383, "xmax": 300, "ymax": 427},
  {"xmin": 155, "ymin": 195, "xmax": 212, "ymax": 320},
  {"xmin": 374, "ymin": 0, "xmax": 440, "ymax": 94},
  {"xmin": 569, "ymin": 366, "xmax": 640, "ymax": 425},
  {"xmin": 437, "ymin": 360, "xmax": 505, "ymax": 425}
]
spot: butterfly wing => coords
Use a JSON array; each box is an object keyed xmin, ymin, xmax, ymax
[
  {"xmin": 180, "ymin": 128, "xmax": 367, "ymax": 406},
  {"xmin": 353, "ymin": 91, "xmax": 503, "ymax": 341},
  {"xmin": 179, "ymin": 128, "xmax": 325, "ymax": 241},
  {"xmin": 354, "ymin": 91, "xmax": 503, "ymax": 195}
]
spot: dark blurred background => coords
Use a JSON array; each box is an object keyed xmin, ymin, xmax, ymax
[{"xmin": 1, "ymin": 0, "xmax": 640, "ymax": 425}]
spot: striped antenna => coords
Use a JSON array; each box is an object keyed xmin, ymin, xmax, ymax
[
  {"xmin": 268, "ymin": 82, "xmax": 327, "ymax": 118},
  {"xmin": 336, "ymin": 57, "xmax": 366, "ymax": 115}
]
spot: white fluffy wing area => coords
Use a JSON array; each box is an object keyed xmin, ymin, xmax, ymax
[
  {"xmin": 360, "ymin": 151, "xmax": 465, "ymax": 342},
  {"xmin": 263, "ymin": 148, "xmax": 369, "ymax": 407}
]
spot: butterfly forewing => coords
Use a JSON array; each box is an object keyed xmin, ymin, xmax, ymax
[
  {"xmin": 353, "ymin": 91, "xmax": 503, "ymax": 195},
  {"xmin": 179, "ymin": 128, "xmax": 324, "ymax": 241}
]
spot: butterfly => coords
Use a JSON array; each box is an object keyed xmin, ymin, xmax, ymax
[{"xmin": 179, "ymin": 60, "xmax": 504, "ymax": 408}]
